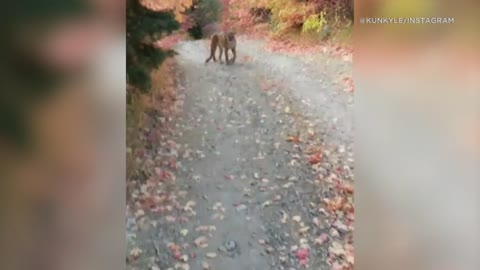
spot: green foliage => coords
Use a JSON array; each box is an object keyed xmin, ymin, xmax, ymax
[
  {"xmin": 302, "ymin": 12, "xmax": 327, "ymax": 34},
  {"xmin": 127, "ymin": 0, "xmax": 180, "ymax": 91},
  {"xmin": 187, "ymin": 24, "xmax": 203, "ymax": 40},
  {"xmin": 185, "ymin": 0, "xmax": 222, "ymax": 39},
  {"xmin": 196, "ymin": 0, "xmax": 222, "ymax": 27},
  {"xmin": 268, "ymin": 0, "xmax": 314, "ymax": 34},
  {"xmin": 266, "ymin": 0, "xmax": 352, "ymax": 37}
]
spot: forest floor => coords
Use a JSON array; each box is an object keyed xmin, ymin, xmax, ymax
[{"xmin": 127, "ymin": 35, "xmax": 354, "ymax": 270}]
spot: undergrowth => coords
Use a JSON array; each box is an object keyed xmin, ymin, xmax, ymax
[
  {"xmin": 127, "ymin": 59, "xmax": 178, "ymax": 181},
  {"xmin": 228, "ymin": 0, "xmax": 352, "ymax": 45}
]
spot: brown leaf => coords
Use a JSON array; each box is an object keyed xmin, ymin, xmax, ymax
[{"xmin": 286, "ymin": 135, "xmax": 301, "ymax": 143}]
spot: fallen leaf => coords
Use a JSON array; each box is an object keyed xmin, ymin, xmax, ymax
[
  {"xmin": 298, "ymin": 226, "xmax": 310, "ymax": 233},
  {"xmin": 308, "ymin": 152, "xmax": 323, "ymax": 164},
  {"xmin": 211, "ymin": 213, "xmax": 224, "ymax": 220},
  {"xmin": 235, "ymin": 204, "xmax": 247, "ymax": 212},
  {"xmin": 174, "ymin": 263, "xmax": 190, "ymax": 270},
  {"xmin": 340, "ymin": 182, "xmax": 354, "ymax": 194},
  {"xmin": 280, "ymin": 211, "xmax": 289, "ymax": 223},
  {"xmin": 135, "ymin": 209, "xmax": 145, "ymax": 218},
  {"xmin": 184, "ymin": 201, "xmax": 196, "ymax": 212},
  {"xmin": 312, "ymin": 217, "xmax": 321, "ymax": 227},
  {"xmin": 314, "ymin": 233, "xmax": 329, "ymax": 245},
  {"xmin": 286, "ymin": 135, "xmax": 301, "ymax": 143},
  {"xmin": 172, "ymin": 249, "xmax": 183, "ymax": 260},
  {"xmin": 262, "ymin": 200, "xmax": 272, "ymax": 207},
  {"xmin": 292, "ymin": 215, "xmax": 302, "ymax": 223},
  {"xmin": 201, "ymin": 261, "xmax": 210, "ymax": 270},
  {"xmin": 206, "ymin": 252, "xmax": 217, "ymax": 258},
  {"xmin": 129, "ymin": 247, "xmax": 142, "ymax": 258},
  {"xmin": 329, "ymin": 228, "xmax": 340, "ymax": 238},
  {"xmin": 345, "ymin": 243, "xmax": 354, "ymax": 264},
  {"xmin": 331, "ymin": 261, "xmax": 344, "ymax": 270},
  {"xmin": 296, "ymin": 247, "xmax": 309, "ymax": 260},
  {"xmin": 329, "ymin": 241, "xmax": 346, "ymax": 257},
  {"xmin": 212, "ymin": 202, "xmax": 223, "ymax": 211},
  {"xmin": 194, "ymin": 236, "xmax": 209, "ymax": 248},
  {"xmin": 180, "ymin": 229, "xmax": 189, "ymax": 236}
]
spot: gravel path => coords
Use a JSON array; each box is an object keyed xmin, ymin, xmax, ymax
[{"xmin": 127, "ymin": 37, "xmax": 354, "ymax": 270}]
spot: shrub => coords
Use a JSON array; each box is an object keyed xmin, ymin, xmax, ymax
[
  {"xmin": 302, "ymin": 11, "xmax": 327, "ymax": 34},
  {"xmin": 185, "ymin": 0, "xmax": 222, "ymax": 39}
]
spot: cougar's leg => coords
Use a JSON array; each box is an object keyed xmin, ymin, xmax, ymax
[
  {"xmin": 218, "ymin": 47, "xmax": 224, "ymax": 64},
  {"xmin": 225, "ymin": 48, "xmax": 230, "ymax": 65},
  {"xmin": 231, "ymin": 47, "xmax": 236, "ymax": 64}
]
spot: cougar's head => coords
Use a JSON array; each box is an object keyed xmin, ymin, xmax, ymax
[{"xmin": 227, "ymin": 31, "xmax": 236, "ymax": 41}]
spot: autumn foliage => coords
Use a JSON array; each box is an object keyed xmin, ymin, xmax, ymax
[{"xmin": 228, "ymin": 0, "xmax": 353, "ymax": 37}]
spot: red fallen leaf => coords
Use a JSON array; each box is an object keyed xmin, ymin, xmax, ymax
[
  {"xmin": 346, "ymin": 211, "xmax": 355, "ymax": 221},
  {"xmin": 224, "ymin": 175, "xmax": 234, "ymax": 180},
  {"xmin": 323, "ymin": 196, "xmax": 344, "ymax": 213},
  {"xmin": 167, "ymin": 158, "xmax": 178, "ymax": 170},
  {"xmin": 168, "ymin": 243, "xmax": 181, "ymax": 252},
  {"xmin": 308, "ymin": 152, "xmax": 323, "ymax": 164},
  {"xmin": 296, "ymin": 247, "xmax": 309, "ymax": 260},
  {"xmin": 141, "ymin": 197, "xmax": 156, "ymax": 209},
  {"xmin": 172, "ymin": 251, "xmax": 183, "ymax": 261},
  {"xmin": 155, "ymin": 169, "xmax": 174, "ymax": 182},
  {"xmin": 342, "ymin": 183, "xmax": 354, "ymax": 194}
]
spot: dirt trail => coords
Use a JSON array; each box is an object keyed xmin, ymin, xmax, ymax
[{"xmin": 127, "ymin": 37, "xmax": 353, "ymax": 270}]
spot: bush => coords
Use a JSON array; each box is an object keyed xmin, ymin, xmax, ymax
[
  {"xmin": 249, "ymin": 7, "xmax": 272, "ymax": 22},
  {"xmin": 185, "ymin": 0, "xmax": 222, "ymax": 39},
  {"xmin": 268, "ymin": 0, "xmax": 315, "ymax": 34},
  {"xmin": 302, "ymin": 11, "xmax": 327, "ymax": 34}
]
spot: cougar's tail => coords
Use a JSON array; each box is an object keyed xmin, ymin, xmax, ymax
[{"xmin": 205, "ymin": 35, "xmax": 219, "ymax": 63}]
